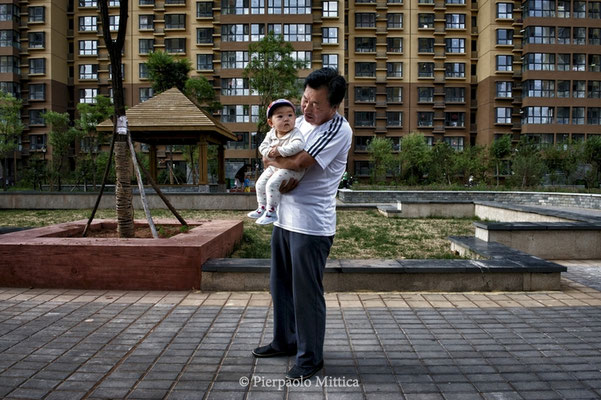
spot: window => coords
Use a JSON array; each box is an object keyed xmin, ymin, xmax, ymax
[
  {"xmin": 496, "ymin": 29, "xmax": 513, "ymax": 45},
  {"xmin": 558, "ymin": 0, "xmax": 570, "ymax": 17},
  {"xmin": 557, "ymin": 80, "xmax": 570, "ymax": 97},
  {"xmin": 283, "ymin": 24, "xmax": 311, "ymax": 41},
  {"xmin": 590, "ymin": 1, "xmax": 601, "ymax": 18},
  {"xmin": 139, "ymin": 88, "xmax": 154, "ymax": 102},
  {"xmin": 572, "ymin": 107, "xmax": 584, "ymax": 124},
  {"xmin": 108, "ymin": 64, "xmax": 124, "ymax": 80},
  {"xmin": 525, "ymin": 26, "xmax": 554, "ymax": 44},
  {"xmin": 574, "ymin": 0, "xmax": 585, "ymax": 17},
  {"xmin": 573, "ymin": 27, "xmax": 586, "ymax": 45},
  {"xmin": 222, "ymin": 51, "xmax": 248, "ymax": 68},
  {"xmin": 446, "ymin": 14, "xmax": 465, "ymax": 29},
  {"xmin": 418, "ymin": 62, "xmax": 434, "ymax": 78},
  {"xmin": 354, "ymin": 136, "xmax": 371, "ymax": 152},
  {"xmin": 165, "ymin": 0, "xmax": 185, "ymax": 4},
  {"xmin": 418, "ymin": 87, "xmax": 434, "ymax": 102},
  {"xmin": 29, "ymin": 134, "xmax": 47, "ymax": 149},
  {"xmin": 222, "ymin": 78, "xmax": 250, "ymax": 96},
  {"xmin": 445, "ymin": 112, "xmax": 465, "ymax": 127},
  {"xmin": 524, "ymin": 80, "xmax": 554, "ymax": 97},
  {"xmin": 0, "ymin": 30, "xmax": 19, "ymax": 49},
  {"xmin": 523, "ymin": 106, "xmax": 553, "ymax": 124},
  {"xmin": 250, "ymin": 0, "xmax": 264, "ymax": 13},
  {"xmin": 418, "ymin": 38, "xmax": 434, "ymax": 53},
  {"xmin": 557, "ymin": 53, "xmax": 570, "ymax": 71},
  {"xmin": 323, "ymin": 1, "xmax": 337, "ymax": 17},
  {"xmin": 387, "ymin": 38, "xmax": 403, "ymax": 53},
  {"xmin": 79, "ymin": 0, "xmax": 97, "ymax": 7},
  {"xmin": 139, "ymin": 39, "xmax": 154, "ymax": 54},
  {"xmin": 419, "ymin": 14, "xmax": 434, "ymax": 29},
  {"xmin": 444, "ymin": 137, "xmax": 464, "ymax": 151},
  {"xmin": 139, "ymin": 15, "xmax": 154, "ymax": 29},
  {"xmin": 27, "ymin": 32, "xmax": 44, "ymax": 50},
  {"xmin": 223, "ymin": 0, "xmax": 250, "ymax": 14},
  {"xmin": 589, "ymin": 81, "xmax": 601, "ymax": 98},
  {"xmin": 222, "ymin": 105, "xmax": 251, "ymax": 123},
  {"xmin": 29, "ymin": 110, "xmax": 45, "ymax": 126},
  {"xmin": 222, "ymin": 25, "xmax": 247, "ymax": 42},
  {"xmin": 0, "ymin": 4, "xmax": 19, "ymax": 23},
  {"xmin": 139, "ymin": 63, "xmax": 148, "ymax": 79},
  {"xmin": 557, "ymin": 27, "xmax": 570, "ymax": 44},
  {"xmin": 354, "ymin": 161, "xmax": 371, "ymax": 176},
  {"xmin": 496, "ymin": 81, "xmax": 512, "ymax": 98},
  {"xmin": 227, "ymin": 132, "xmax": 250, "ymax": 150},
  {"xmin": 524, "ymin": 53, "xmax": 554, "ymax": 71},
  {"xmin": 573, "ymin": 53, "xmax": 585, "ymax": 71},
  {"xmin": 588, "ymin": 108, "xmax": 601, "ymax": 125},
  {"xmin": 387, "ymin": 112, "xmax": 402, "ymax": 127},
  {"xmin": 284, "ymin": 0, "xmax": 310, "ymax": 14},
  {"xmin": 79, "ymin": 40, "xmax": 97, "ymax": 55},
  {"xmin": 29, "ymin": 84, "xmax": 45, "ymax": 101},
  {"xmin": 418, "ymin": 112, "xmax": 434, "ymax": 127},
  {"xmin": 387, "ymin": 13, "xmax": 403, "ymax": 29},
  {"xmin": 165, "ymin": 14, "xmax": 185, "ymax": 29},
  {"xmin": 79, "ymin": 88, "xmax": 98, "ymax": 104},
  {"xmin": 28, "ymin": 6, "xmax": 44, "ymax": 22},
  {"xmin": 355, "ymin": 62, "xmax": 376, "ymax": 77},
  {"xmin": 292, "ymin": 51, "xmax": 311, "ymax": 68},
  {"xmin": 109, "ymin": 0, "xmax": 121, "ymax": 5},
  {"xmin": 197, "ymin": 28, "xmax": 213, "ymax": 44},
  {"xmin": 495, "ymin": 107, "xmax": 512, "ymax": 124},
  {"xmin": 109, "ymin": 15, "xmax": 120, "ymax": 31},
  {"xmin": 573, "ymin": 80, "xmax": 586, "ymax": 98},
  {"xmin": 322, "ymin": 27, "xmax": 338, "ymax": 44},
  {"xmin": 387, "ymin": 87, "xmax": 402, "ymax": 103},
  {"xmin": 445, "ymin": 87, "xmax": 465, "ymax": 102},
  {"xmin": 387, "ymin": 62, "xmax": 403, "ymax": 78},
  {"xmin": 496, "ymin": 55, "xmax": 513, "ymax": 71},
  {"xmin": 496, "ymin": 2, "xmax": 513, "ymax": 18},
  {"xmin": 355, "ymin": 13, "xmax": 376, "ymax": 27},
  {"xmin": 355, "ymin": 87, "xmax": 376, "ymax": 102},
  {"xmin": 140, "ymin": 0, "xmax": 155, "ymax": 4},
  {"xmin": 445, "ymin": 63, "xmax": 465, "ymax": 77},
  {"xmin": 79, "ymin": 64, "xmax": 98, "ymax": 80},
  {"xmin": 29, "ymin": 58, "xmax": 45, "ymax": 74},
  {"xmin": 197, "ymin": 2, "xmax": 213, "ymax": 17},
  {"xmin": 251, "ymin": 24, "xmax": 265, "ymax": 41},
  {"xmin": 322, "ymin": 54, "xmax": 338, "ymax": 69},
  {"xmin": 524, "ymin": 0, "xmax": 555, "ymax": 16},
  {"xmin": 355, "ymin": 112, "xmax": 375, "ymax": 127},
  {"xmin": 79, "ymin": 16, "xmax": 97, "ymax": 31},
  {"xmin": 197, "ymin": 54, "xmax": 213, "ymax": 70},
  {"xmin": 556, "ymin": 107, "xmax": 570, "ymax": 124},
  {"xmin": 165, "ymin": 38, "xmax": 186, "ymax": 53},
  {"xmin": 590, "ymin": 28, "xmax": 601, "ymax": 45},
  {"xmin": 445, "ymin": 38, "xmax": 465, "ymax": 53},
  {"xmin": 0, "ymin": 56, "xmax": 19, "ymax": 74}
]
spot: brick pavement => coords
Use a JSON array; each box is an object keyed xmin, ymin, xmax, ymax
[{"xmin": 0, "ymin": 261, "xmax": 601, "ymax": 400}]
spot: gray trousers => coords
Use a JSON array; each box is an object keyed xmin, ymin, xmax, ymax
[{"xmin": 270, "ymin": 226, "xmax": 334, "ymax": 368}]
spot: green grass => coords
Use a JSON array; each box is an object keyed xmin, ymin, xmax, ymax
[{"xmin": 0, "ymin": 209, "xmax": 475, "ymax": 259}]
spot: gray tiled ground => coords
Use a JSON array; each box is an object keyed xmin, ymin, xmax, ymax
[{"xmin": 0, "ymin": 263, "xmax": 600, "ymax": 400}]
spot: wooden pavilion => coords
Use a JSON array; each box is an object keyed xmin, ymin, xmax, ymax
[{"xmin": 97, "ymin": 88, "xmax": 237, "ymax": 189}]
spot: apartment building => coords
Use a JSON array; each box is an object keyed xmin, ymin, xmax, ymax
[{"xmin": 0, "ymin": 0, "xmax": 600, "ymax": 182}]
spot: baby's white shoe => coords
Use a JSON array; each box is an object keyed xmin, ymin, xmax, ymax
[
  {"xmin": 256, "ymin": 210, "xmax": 278, "ymax": 225},
  {"xmin": 247, "ymin": 206, "xmax": 265, "ymax": 219}
]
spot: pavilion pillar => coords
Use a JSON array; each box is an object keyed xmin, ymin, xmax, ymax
[
  {"xmin": 198, "ymin": 137, "xmax": 208, "ymax": 186},
  {"xmin": 149, "ymin": 144, "xmax": 158, "ymax": 183},
  {"xmin": 217, "ymin": 143, "xmax": 226, "ymax": 185}
]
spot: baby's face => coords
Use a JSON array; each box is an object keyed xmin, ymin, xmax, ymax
[{"xmin": 269, "ymin": 106, "xmax": 296, "ymax": 134}]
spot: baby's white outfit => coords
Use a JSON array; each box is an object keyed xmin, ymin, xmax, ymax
[{"xmin": 254, "ymin": 127, "xmax": 305, "ymax": 217}]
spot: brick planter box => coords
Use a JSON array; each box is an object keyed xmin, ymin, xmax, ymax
[{"xmin": 0, "ymin": 218, "xmax": 243, "ymax": 290}]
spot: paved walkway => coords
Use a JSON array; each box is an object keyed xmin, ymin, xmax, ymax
[{"xmin": 1, "ymin": 261, "xmax": 601, "ymax": 400}]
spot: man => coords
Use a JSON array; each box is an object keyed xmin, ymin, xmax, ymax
[{"xmin": 251, "ymin": 68, "xmax": 353, "ymax": 382}]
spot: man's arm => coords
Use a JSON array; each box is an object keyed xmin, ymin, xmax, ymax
[{"xmin": 263, "ymin": 151, "xmax": 316, "ymax": 193}]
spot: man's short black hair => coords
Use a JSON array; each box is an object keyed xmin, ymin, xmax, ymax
[{"xmin": 304, "ymin": 68, "xmax": 347, "ymax": 108}]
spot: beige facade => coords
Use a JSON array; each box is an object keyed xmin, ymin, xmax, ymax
[{"xmin": 1, "ymin": 0, "xmax": 600, "ymax": 182}]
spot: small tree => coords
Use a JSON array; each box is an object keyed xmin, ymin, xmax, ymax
[
  {"xmin": 489, "ymin": 134, "xmax": 512, "ymax": 186},
  {"xmin": 454, "ymin": 145, "xmax": 488, "ymax": 185},
  {"xmin": 0, "ymin": 91, "xmax": 23, "ymax": 190},
  {"xmin": 367, "ymin": 137, "xmax": 395, "ymax": 184},
  {"xmin": 243, "ymin": 32, "xmax": 304, "ymax": 160},
  {"xmin": 428, "ymin": 141, "xmax": 455, "ymax": 184},
  {"xmin": 399, "ymin": 132, "xmax": 431, "ymax": 185},
  {"xmin": 147, "ymin": 51, "xmax": 191, "ymax": 93},
  {"xmin": 583, "ymin": 135, "xmax": 601, "ymax": 188},
  {"xmin": 510, "ymin": 137, "xmax": 546, "ymax": 188},
  {"xmin": 184, "ymin": 76, "xmax": 220, "ymax": 113},
  {"xmin": 43, "ymin": 111, "xmax": 81, "ymax": 191}
]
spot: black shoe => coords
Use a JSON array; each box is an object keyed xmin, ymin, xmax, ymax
[
  {"xmin": 285, "ymin": 361, "xmax": 324, "ymax": 382},
  {"xmin": 252, "ymin": 344, "xmax": 296, "ymax": 358}
]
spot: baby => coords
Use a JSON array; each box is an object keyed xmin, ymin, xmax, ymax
[{"xmin": 247, "ymin": 99, "xmax": 305, "ymax": 225}]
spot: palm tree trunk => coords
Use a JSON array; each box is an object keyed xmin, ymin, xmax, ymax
[{"xmin": 115, "ymin": 140, "xmax": 134, "ymax": 237}]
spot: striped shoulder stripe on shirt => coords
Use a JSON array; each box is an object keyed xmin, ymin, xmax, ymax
[{"xmin": 306, "ymin": 116, "xmax": 343, "ymax": 158}]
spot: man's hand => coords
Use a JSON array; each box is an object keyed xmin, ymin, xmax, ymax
[
  {"xmin": 279, "ymin": 178, "xmax": 299, "ymax": 194},
  {"xmin": 268, "ymin": 147, "xmax": 280, "ymax": 158}
]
